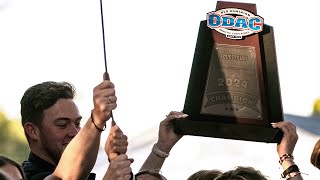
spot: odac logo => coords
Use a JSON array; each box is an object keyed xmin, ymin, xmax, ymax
[{"xmin": 207, "ymin": 8, "xmax": 263, "ymax": 39}]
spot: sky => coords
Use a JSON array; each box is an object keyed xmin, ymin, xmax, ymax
[
  {"xmin": 0, "ymin": 0, "xmax": 320, "ymax": 179},
  {"xmin": 0, "ymin": 0, "xmax": 319, "ymax": 120}
]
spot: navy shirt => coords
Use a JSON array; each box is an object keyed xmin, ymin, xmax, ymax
[{"xmin": 22, "ymin": 152, "xmax": 96, "ymax": 180}]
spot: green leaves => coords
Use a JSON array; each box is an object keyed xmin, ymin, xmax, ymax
[{"xmin": 0, "ymin": 111, "xmax": 29, "ymax": 164}]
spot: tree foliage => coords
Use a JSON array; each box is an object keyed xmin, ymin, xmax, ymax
[
  {"xmin": 313, "ymin": 98, "xmax": 320, "ymax": 116},
  {"xmin": 0, "ymin": 111, "xmax": 29, "ymax": 163}
]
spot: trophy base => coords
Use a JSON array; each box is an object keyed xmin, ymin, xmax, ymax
[{"xmin": 173, "ymin": 118, "xmax": 283, "ymax": 143}]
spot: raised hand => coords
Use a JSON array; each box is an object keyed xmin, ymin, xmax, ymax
[
  {"xmin": 91, "ymin": 72, "xmax": 117, "ymax": 130},
  {"xmin": 156, "ymin": 111, "xmax": 187, "ymax": 154},
  {"xmin": 103, "ymin": 154, "xmax": 133, "ymax": 180},
  {"xmin": 272, "ymin": 121, "xmax": 298, "ymax": 157},
  {"xmin": 105, "ymin": 124, "xmax": 129, "ymax": 161}
]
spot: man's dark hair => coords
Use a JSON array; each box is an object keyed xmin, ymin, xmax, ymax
[
  {"xmin": 187, "ymin": 169, "xmax": 222, "ymax": 180},
  {"xmin": 215, "ymin": 166, "xmax": 268, "ymax": 180},
  {"xmin": 188, "ymin": 167, "xmax": 268, "ymax": 180},
  {"xmin": 0, "ymin": 172, "xmax": 9, "ymax": 180},
  {"xmin": 310, "ymin": 139, "xmax": 320, "ymax": 169},
  {"xmin": 20, "ymin": 81, "xmax": 76, "ymax": 127},
  {"xmin": 0, "ymin": 155, "xmax": 25, "ymax": 179},
  {"xmin": 135, "ymin": 169, "xmax": 167, "ymax": 180}
]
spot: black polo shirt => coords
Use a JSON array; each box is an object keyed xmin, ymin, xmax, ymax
[{"xmin": 22, "ymin": 152, "xmax": 96, "ymax": 180}]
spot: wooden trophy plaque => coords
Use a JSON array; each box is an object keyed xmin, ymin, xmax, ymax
[{"xmin": 174, "ymin": 1, "xmax": 283, "ymax": 143}]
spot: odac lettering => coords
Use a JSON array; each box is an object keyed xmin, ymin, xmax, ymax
[{"xmin": 208, "ymin": 13, "xmax": 262, "ymax": 32}]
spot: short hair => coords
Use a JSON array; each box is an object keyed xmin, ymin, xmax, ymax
[
  {"xmin": 310, "ymin": 139, "xmax": 320, "ymax": 169},
  {"xmin": 135, "ymin": 169, "xmax": 167, "ymax": 180},
  {"xmin": 0, "ymin": 172, "xmax": 9, "ymax": 180},
  {"xmin": 0, "ymin": 155, "xmax": 25, "ymax": 179},
  {"xmin": 188, "ymin": 167, "xmax": 268, "ymax": 180},
  {"xmin": 187, "ymin": 169, "xmax": 223, "ymax": 180},
  {"xmin": 20, "ymin": 81, "xmax": 76, "ymax": 127},
  {"xmin": 214, "ymin": 166, "xmax": 268, "ymax": 180}
]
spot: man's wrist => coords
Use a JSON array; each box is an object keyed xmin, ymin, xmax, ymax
[
  {"xmin": 278, "ymin": 151, "xmax": 293, "ymax": 158},
  {"xmin": 281, "ymin": 159, "xmax": 296, "ymax": 170},
  {"xmin": 152, "ymin": 144, "xmax": 169, "ymax": 158},
  {"xmin": 155, "ymin": 142, "xmax": 172, "ymax": 154},
  {"xmin": 91, "ymin": 110, "xmax": 106, "ymax": 131}
]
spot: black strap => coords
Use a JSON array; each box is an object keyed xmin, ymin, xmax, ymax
[{"xmin": 281, "ymin": 165, "xmax": 300, "ymax": 178}]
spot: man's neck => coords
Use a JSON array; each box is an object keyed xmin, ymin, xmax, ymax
[{"xmin": 30, "ymin": 147, "xmax": 57, "ymax": 166}]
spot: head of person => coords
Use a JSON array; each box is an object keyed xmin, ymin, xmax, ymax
[
  {"xmin": 310, "ymin": 139, "xmax": 320, "ymax": 169},
  {"xmin": 0, "ymin": 155, "xmax": 25, "ymax": 180},
  {"xmin": 215, "ymin": 167, "xmax": 268, "ymax": 180},
  {"xmin": 188, "ymin": 167, "xmax": 268, "ymax": 180},
  {"xmin": 21, "ymin": 81, "xmax": 81, "ymax": 165},
  {"xmin": 135, "ymin": 170, "xmax": 167, "ymax": 180},
  {"xmin": 187, "ymin": 169, "xmax": 222, "ymax": 180}
]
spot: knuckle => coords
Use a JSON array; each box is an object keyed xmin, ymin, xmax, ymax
[
  {"xmin": 109, "ymin": 88, "xmax": 116, "ymax": 95},
  {"xmin": 93, "ymin": 86, "xmax": 98, "ymax": 92},
  {"xmin": 109, "ymin": 81, "xmax": 115, "ymax": 87}
]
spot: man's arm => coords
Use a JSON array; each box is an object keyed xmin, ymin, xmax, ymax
[
  {"xmin": 46, "ymin": 73, "xmax": 117, "ymax": 180},
  {"xmin": 138, "ymin": 111, "xmax": 187, "ymax": 173},
  {"xmin": 273, "ymin": 121, "xmax": 303, "ymax": 180}
]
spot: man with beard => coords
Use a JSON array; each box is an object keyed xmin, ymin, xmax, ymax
[{"xmin": 20, "ymin": 74, "xmax": 131, "ymax": 180}]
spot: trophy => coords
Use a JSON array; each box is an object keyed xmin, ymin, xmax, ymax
[{"xmin": 174, "ymin": 1, "xmax": 283, "ymax": 143}]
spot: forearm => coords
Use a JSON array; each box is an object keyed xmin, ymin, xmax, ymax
[
  {"xmin": 138, "ymin": 111, "xmax": 183, "ymax": 174},
  {"xmin": 139, "ymin": 145, "xmax": 167, "ymax": 172},
  {"xmin": 139, "ymin": 152, "xmax": 165, "ymax": 172},
  {"xmin": 53, "ymin": 118, "xmax": 105, "ymax": 179}
]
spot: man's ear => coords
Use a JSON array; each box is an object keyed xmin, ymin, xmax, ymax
[{"xmin": 24, "ymin": 122, "xmax": 40, "ymax": 141}]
